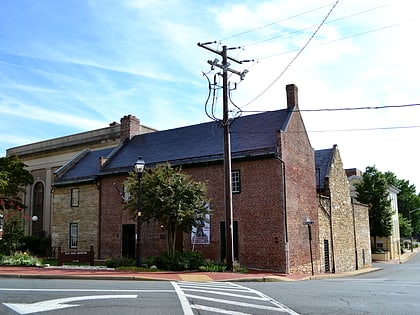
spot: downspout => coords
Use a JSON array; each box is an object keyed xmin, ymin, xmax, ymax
[{"xmin": 275, "ymin": 154, "xmax": 289, "ymax": 274}]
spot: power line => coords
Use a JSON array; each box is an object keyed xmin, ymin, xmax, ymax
[
  {"xmin": 309, "ymin": 125, "xmax": 420, "ymax": 133},
  {"xmin": 300, "ymin": 103, "xmax": 420, "ymax": 112},
  {"xmin": 219, "ymin": 3, "xmax": 335, "ymax": 42},
  {"xmin": 242, "ymin": 0, "xmax": 340, "ymax": 108},
  {"xmin": 244, "ymin": 3, "xmax": 390, "ymax": 49},
  {"xmin": 241, "ymin": 103, "xmax": 420, "ymax": 114},
  {"xmin": 260, "ymin": 23, "xmax": 400, "ymax": 60},
  {"xmin": 230, "ymin": 125, "xmax": 420, "ymax": 134}
]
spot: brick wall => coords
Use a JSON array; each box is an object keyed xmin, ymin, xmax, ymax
[
  {"xmin": 183, "ymin": 158, "xmax": 287, "ymax": 270},
  {"xmin": 280, "ymin": 112, "xmax": 319, "ymax": 274},
  {"xmin": 99, "ymin": 175, "xmax": 166, "ymax": 259}
]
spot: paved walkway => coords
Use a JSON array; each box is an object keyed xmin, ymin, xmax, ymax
[{"xmin": 0, "ymin": 251, "xmax": 415, "ymax": 282}]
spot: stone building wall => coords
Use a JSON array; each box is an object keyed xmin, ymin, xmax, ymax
[
  {"xmin": 318, "ymin": 195, "xmax": 333, "ymax": 273},
  {"xmin": 317, "ymin": 146, "xmax": 372, "ymax": 273},
  {"xmin": 51, "ymin": 183, "xmax": 100, "ymax": 257},
  {"xmin": 353, "ymin": 200, "xmax": 372, "ymax": 268}
]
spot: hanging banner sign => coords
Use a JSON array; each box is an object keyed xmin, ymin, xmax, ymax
[{"xmin": 191, "ymin": 213, "xmax": 210, "ymax": 245}]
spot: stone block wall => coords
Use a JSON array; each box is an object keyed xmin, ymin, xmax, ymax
[
  {"xmin": 353, "ymin": 201, "xmax": 372, "ymax": 268},
  {"xmin": 317, "ymin": 146, "xmax": 372, "ymax": 273},
  {"xmin": 52, "ymin": 183, "xmax": 99, "ymax": 257}
]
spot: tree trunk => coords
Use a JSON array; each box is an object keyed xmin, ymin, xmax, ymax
[{"xmin": 167, "ymin": 228, "xmax": 177, "ymax": 258}]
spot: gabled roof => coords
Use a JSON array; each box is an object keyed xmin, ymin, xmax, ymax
[
  {"xmin": 315, "ymin": 148, "xmax": 334, "ymax": 190},
  {"xmin": 53, "ymin": 109, "xmax": 292, "ymax": 183},
  {"xmin": 101, "ymin": 109, "xmax": 291, "ymax": 174},
  {"xmin": 54, "ymin": 147, "xmax": 115, "ymax": 185}
]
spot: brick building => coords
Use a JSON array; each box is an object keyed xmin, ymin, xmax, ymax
[
  {"xmin": 316, "ymin": 146, "xmax": 371, "ymax": 273},
  {"xmin": 52, "ymin": 84, "xmax": 319, "ymax": 273},
  {"xmin": 6, "ymin": 116, "xmax": 155, "ymax": 237}
]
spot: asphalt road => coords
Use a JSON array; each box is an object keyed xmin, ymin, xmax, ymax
[
  {"xmin": 248, "ymin": 253, "xmax": 420, "ymax": 314},
  {"xmin": 0, "ymin": 253, "xmax": 418, "ymax": 314}
]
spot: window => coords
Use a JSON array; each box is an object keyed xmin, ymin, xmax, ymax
[
  {"xmin": 32, "ymin": 182, "xmax": 44, "ymax": 236},
  {"xmin": 0, "ymin": 214, "xmax": 3, "ymax": 233},
  {"xmin": 232, "ymin": 170, "xmax": 241, "ymax": 194},
  {"xmin": 69, "ymin": 223, "xmax": 78, "ymax": 248},
  {"xmin": 123, "ymin": 184, "xmax": 132, "ymax": 203},
  {"xmin": 71, "ymin": 188, "xmax": 80, "ymax": 207}
]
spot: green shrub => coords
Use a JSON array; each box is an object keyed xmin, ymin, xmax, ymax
[
  {"xmin": 155, "ymin": 251, "xmax": 205, "ymax": 271},
  {"xmin": 373, "ymin": 248, "xmax": 386, "ymax": 254},
  {"xmin": 199, "ymin": 261, "xmax": 227, "ymax": 272},
  {"xmin": 1, "ymin": 251, "xmax": 43, "ymax": 266},
  {"xmin": 105, "ymin": 256, "xmax": 135, "ymax": 268},
  {"xmin": 18, "ymin": 236, "xmax": 51, "ymax": 256}
]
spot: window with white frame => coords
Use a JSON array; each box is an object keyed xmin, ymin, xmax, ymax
[
  {"xmin": 71, "ymin": 188, "xmax": 80, "ymax": 207},
  {"xmin": 123, "ymin": 184, "xmax": 132, "ymax": 203},
  {"xmin": 69, "ymin": 223, "xmax": 78, "ymax": 248},
  {"xmin": 232, "ymin": 170, "xmax": 241, "ymax": 194}
]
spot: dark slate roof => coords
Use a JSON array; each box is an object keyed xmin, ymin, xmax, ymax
[
  {"xmin": 315, "ymin": 148, "xmax": 333, "ymax": 190},
  {"xmin": 101, "ymin": 109, "xmax": 291, "ymax": 174},
  {"xmin": 55, "ymin": 147, "xmax": 115, "ymax": 185}
]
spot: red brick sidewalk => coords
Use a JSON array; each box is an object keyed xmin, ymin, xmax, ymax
[{"xmin": 0, "ymin": 266, "xmax": 298, "ymax": 282}]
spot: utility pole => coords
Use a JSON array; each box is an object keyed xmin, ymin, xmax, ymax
[{"xmin": 197, "ymin": 42, "xmax": 249, "ymax": 271}]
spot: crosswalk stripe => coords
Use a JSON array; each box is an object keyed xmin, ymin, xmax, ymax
[
  {"xmin": 185, "ymin": 293, "xmax": 292, "ymax": 312},
  {"xmin": 191, "ymin": 304, "xmax": 252, "ymax": 315}
]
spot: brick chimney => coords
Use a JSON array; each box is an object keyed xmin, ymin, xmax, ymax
[
  {"xmin": 286, "ymin": 84, "xmax": 298, "ymax": 110},
  {"xmin": 120, "ymin": 115, "xmax": 140, "ymax": 140}
]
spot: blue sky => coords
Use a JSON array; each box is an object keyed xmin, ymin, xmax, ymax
[{"xmin": 1, "ymin": 0, "xmax": 420, "ymax": 192}]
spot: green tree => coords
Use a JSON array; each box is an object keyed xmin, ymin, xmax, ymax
[
  {"xmin": 0, "ymin": 156, "xmax": 33, "ymax": 254},
  {"xmin": 398, "ymin": 213, "xmax": 413, "ymax": 238},
  {"xmin": 355, "ymin": 166, "xmax": 393, "ymax": 249},
  {"xmin": 384, "ymin": 171, "xmax": 420, "ymax": 235},
  {"xmin": 125, "ymin": 163, "xmax": 210, "ymax": 258},
  {"xmin": 0, "ymin": 156, "xmax": 33, "ymax": 197}
]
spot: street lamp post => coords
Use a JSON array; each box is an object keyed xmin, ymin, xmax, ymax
[
  {"xmin": 409, "ymin": 208, "xmax": 420, "ymax": 253},
  {"xmin": 134, "ymin": 156, "xmax": 145, "ymax": 267},
  {"xmin": 303, "ymin": 217, "xmax": 314, "ymax": 276}
]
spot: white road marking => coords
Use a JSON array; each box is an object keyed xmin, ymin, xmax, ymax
[
  {"xmin": 191, "ymin": 304, "xmax": 253, "ymax": 315},
  {"xmin": 176, "ymin": 281, "xmax": 300, "ymax": 315},
  {"xmin": 0, "ymin": 288, "xmax": 172, "ymax": 293},
  {"xmin": 181, "ymin": 287, "xmax": 267, "ymax": 300},
  {"xmin": 172, "ymin": 282, "xmax": 194, "ymax": 315},
  {"xmin": 3, "ymin": 295, "xmax": 137, "ymax": 315},
  {"xmin": 185, "ymin": 293, "xmax": 290, "ymax": 312}
]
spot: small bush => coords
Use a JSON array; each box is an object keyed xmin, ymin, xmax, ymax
[
  {"xmin": 18, "ymin": 236, "xmax": 51, "ymax": 257},
  {"xmin": 373, "ymin": 248, "xmax": 386, "ymax": 254},
  {"xmin": 199, "ymin": 261, "xmax": 227, "ymax": 272},
  {"xmin": 105, "ymin": 256, "xmax": 135, "ymax": 268},
  {"xmin": 1, "ymin": 251, "xmax": 43, "ymax": 266},
  {"xmin": 155, "ymin": 251, "xmax": 205, "ymax": 271}
]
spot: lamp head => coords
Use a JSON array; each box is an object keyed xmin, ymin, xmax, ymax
[{"xmin": 134, "ymin": 156, "xmax": 145, "ymax": 174}]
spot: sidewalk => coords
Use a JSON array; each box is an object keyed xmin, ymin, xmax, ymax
[{"xmin": 0, "ymin": 251, "xmax": 415, "ymax": 282}]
